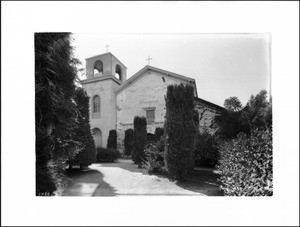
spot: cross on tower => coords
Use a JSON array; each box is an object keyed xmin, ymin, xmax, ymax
[
  {"xmin": 146, "ymin": 56, "xmax": 152, "ymax": 65},
  {"xmin": 106, "ymin": 45, "xmax": 109, "ymax": 52}
]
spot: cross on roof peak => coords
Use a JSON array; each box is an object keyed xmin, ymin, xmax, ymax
[{"xmin": 146, "ymin": 56, "xmax": 152, "ymax": 65}]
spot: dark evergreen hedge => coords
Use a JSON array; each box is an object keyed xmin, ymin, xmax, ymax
[
  {"xmin": 69, "ymin": 88, "xmax": 96, "ymax": 168},
  {"xmin": 107, "ymin": 130, "xmax": 117, "ymax": 149},
  {"xmin": 154, "ymin": 127, "xmax": 164, "ymax": 141},
  {"xmin": 132, "ymin": 116, "xmax": 147, "ymax": 167},
  {"xmin": 194, "ymin": 131, "xmax": 219, "ymax": 167},
  {"xmin": 164, "ymin": 84, "xmax": 197, "ymax": 181},
  {"xmin": 35, "ymin": 33, "xmax": 80, "ymax": 195},
  {"xmin": 96, "ymin": 147, "xmax": 121, "ymax": 162},
  {"xmin": 124, "ymin": 128, "xmax": 134, "ymax": 156}
]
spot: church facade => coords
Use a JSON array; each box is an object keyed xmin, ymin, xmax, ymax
[{"xmin": 81, "ymin": 52, "xmax": 223, "ymax": 151}]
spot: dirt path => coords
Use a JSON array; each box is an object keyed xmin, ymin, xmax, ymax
[{"xmin": 62, "ymin": 159, "xmax": 221, "ymax": 196}]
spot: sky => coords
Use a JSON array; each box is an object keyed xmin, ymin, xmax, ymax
[{"xmin": 72, "ymin": 33, "xmax": 271, "ymax": 107}]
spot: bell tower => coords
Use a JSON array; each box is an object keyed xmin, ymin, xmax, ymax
[
  {"xmin": 85, "ymin": 52, "xmax": 127, "ymax": 82},
  {"xmin": 81, "ymin": 52, "xmax": 127, "ymax": 148}
]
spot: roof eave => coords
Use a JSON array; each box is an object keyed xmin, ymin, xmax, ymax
[{"xmin": 81, "ymin": 75, "xmax": 122, "ymax": 85}]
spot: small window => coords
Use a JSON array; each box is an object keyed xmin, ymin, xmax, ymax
[
  {"xmin": 93, "ymin": 95, "xmax": 100, "ymax": 113},
  {"xmin": 146, "ymin": 109, "xmax": 155, "ymax": 124}
]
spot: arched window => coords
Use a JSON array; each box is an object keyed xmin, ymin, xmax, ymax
[
  {"xmin": 92, "ymin": 128, "xmax": 102, "ymax": 148},
  {"xmin": 94, "ymin": 60, "xmax": 103, "ymax": 76},
  {"xmin": 93, "ymin": 95, "xmax": 100, "ymax": 113},
  {"xmin": 115, "ymin": 64, "xmax": 122, "ymax": 80}
]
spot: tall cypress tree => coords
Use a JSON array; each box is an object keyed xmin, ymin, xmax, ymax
[
  {"xmin": 69, "ymin": 88, "xmax": 96, "ymax": 169},
  {"xmin": 124, "ymin": 128, "xmax": 134, "ymax": 156},
  {"xmin": 164, "ymin": 84, "xmax": 197, "ymax": 181},
  {"xmin": 35, "ymin": 33, "xmax": 80, "ymax": 195},
  {"xmin": 107, "ymin": 130, "xmax": 118, "ymax": 149},
  {"xmin": 133, "ymin": 116, "xmax": 147, "ymax": 168}
]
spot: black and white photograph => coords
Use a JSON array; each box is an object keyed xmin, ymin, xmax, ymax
[
  {"xmin": 2, "ymin": 1, "xmax": 299, "ymax": 226},
  {"xmin": 35, "ymin": 33, "xmax": 272, "ymax": 197}
]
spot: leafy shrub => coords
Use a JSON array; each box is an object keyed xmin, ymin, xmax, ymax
[
  {"xmin": 107, "ymin": 130, "xmax": 117, "ymax": 149},
  {"xmin": 164, "ymin": 84, "xmax": 197, "ymax": 181},
  {"xmin": 124, "ymin": 128, "xmax": 134, "ymax": 156},
  {"xmin": 154, "ymin": 127, "xmax": 164, "ymax": 141},
  {"xmin": 156, "ymin": 136, "xmax": 165, "ymax": 154},
  {"xmin": 96, "ymin": 147, "xmax": 121, "ymax": 162},
  {"xmin": 194, "ymin": 131, "xmax": 219, "ymax": 167},
  {"xmin": 132, "ymin": 116, "xmax": 147, "ymax": 167},
  {"xmin": 217, "ymin": 129, "xmax": 273, "ymax": 196},
  {"xmin": 144, "ymin": 142, "xmax": 164, "ymax": 174}
]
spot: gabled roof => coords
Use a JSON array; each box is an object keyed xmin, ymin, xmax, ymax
[
  {"xmin": 194, "ymin": 97, "xmax": 224, "ymax": 111},
  {"xmin": 115, "ymin": 65, "xmax": 197, "ymax": 95}
]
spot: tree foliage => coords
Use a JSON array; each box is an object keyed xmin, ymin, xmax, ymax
[
  {"xmin": 35, "ymin": 33, "xmax": 81, "ymax": 195},
  {"xmin": 69, "ymin": 88, "xmax": 96, "ymax": 168},
  {"xmin": 124, "ymin": 128, "xmax": 134, "ymax": 156},
  {"xmin": 215, "ymin": 90, "xmax": 272, "ymax": 139},
  {"xmin": 194, "ymin": 130, "xmax": 219, "ymax": 167},
  {"xmin": 132, "ymin": 116, "xmax": 147, "ymax": 167},
  {"xmin": 164, "ymin": 84, "xmax": 197, "ymax": 181},
  {"xmin": 244, "ymin": 90, "xmax": 272, "ymax": 130},
  {"xmin": 107, "ymin": 130, "xmax": 117, "ymax": 149},
  {"xmin": 224, "ymin": 96, "xmax": 243, "ymax": 112}
]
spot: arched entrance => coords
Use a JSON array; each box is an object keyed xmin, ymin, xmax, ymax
[{"xmin": 92, "ymin": 128, "xmax": 102, "ymax": 148}]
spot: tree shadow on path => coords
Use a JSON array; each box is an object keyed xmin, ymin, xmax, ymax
[
  {"xmin": 176, "ymin": 169, "xmax": 224, "ymax": 196},
  {"xmin": 62, "ymin": 168, "xmax": 117, "ymax": 196}
]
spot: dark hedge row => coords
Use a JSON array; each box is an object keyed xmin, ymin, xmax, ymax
[{"xmin": 96, "ymin": 147, "xmax": 121, "ymax": 162}]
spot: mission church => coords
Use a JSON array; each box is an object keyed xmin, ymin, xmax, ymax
[{"xmin": 81, "ymin": 52, "xmax": 223, "ymax": 152}]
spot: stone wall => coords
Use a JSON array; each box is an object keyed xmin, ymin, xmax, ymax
[
  {"xmin": 116, "ymin": 70, "xmax": 191, "ymax": 152},
  {"xmin": 194, "ymin": 98, "xmax": 224, "ymax": 134}
]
